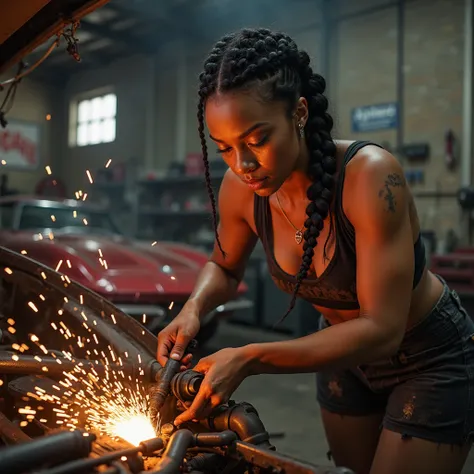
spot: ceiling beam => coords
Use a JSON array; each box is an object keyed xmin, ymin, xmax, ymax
[
  {"xmin": 109, "ymin": 1, "xmax": 212, "ymax": 43},
  {"xmin": 78, "ymin": 18, "xmax": 154, "ymax": 54}
]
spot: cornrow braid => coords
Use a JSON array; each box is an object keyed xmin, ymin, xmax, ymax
[{"xmin": 197, "ymin": 28, "xmax": 337, "ymax": 320}]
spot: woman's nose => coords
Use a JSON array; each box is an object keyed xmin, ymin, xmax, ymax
[{"xmin": 235, "ymin": 152, "xmax": 258, "ymax": 175}]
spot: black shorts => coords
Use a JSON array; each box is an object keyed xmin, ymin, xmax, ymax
[{"xmin": 316, "ymin": 278, "xmax": 474, "ymax": 445}]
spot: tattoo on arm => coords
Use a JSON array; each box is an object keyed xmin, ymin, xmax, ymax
[{"xmin": 378, "ymin": 173, "xmax": 406, "ymax": 213}]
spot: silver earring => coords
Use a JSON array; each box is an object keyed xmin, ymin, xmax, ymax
[{"xmin": 298, "ymin": 122, "xmax": 304, "ymax": 138}]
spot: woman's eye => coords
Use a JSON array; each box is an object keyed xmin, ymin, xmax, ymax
[
  {"xmin": 248, "ymin": 136, "xmax": 269, "ymax": 147},
  {"xmin": 216, "ymin": 147, "xmax": 231, "ymax": 154}
]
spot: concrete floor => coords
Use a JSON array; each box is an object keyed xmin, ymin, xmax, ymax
[{"xmin": 203, "ymin": 321, "xmax": 474, "ymax": 473}]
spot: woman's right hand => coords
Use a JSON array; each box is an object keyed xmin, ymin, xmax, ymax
[{"xmin": 157, "ymin": 306, "xmax": 201, "ymax": 368}]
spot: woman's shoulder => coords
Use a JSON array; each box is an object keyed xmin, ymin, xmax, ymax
[{"xmin": 338, "ymin": 141, "xmax": 407, "ymax": 220}]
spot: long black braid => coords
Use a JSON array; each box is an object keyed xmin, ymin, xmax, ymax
[{"xmin": 198, "ymin": 28, "xmax": 337, "ymax": 319}]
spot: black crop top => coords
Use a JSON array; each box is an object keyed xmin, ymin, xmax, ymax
[{"xmin": 253, "ymin": 140, "xmax": 426, "ymax": 310}]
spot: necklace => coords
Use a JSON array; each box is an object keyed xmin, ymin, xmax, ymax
[{"xmin": 275, "ymin": 192, "xmax": 304, "ymax": 245}]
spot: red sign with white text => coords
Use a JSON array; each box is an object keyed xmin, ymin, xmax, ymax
[{"xmin": 0, "ymin": 120, "xmax": 40, "ymax": 169}]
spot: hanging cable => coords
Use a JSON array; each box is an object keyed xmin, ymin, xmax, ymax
[{"xmin": 0, "ymin": 20, "xmax": 82, "ymax": 128}]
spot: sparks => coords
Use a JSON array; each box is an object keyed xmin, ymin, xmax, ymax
[
  {"xmin": 86, "ymin": 170, "xmax": 93, "ymax": 184},
  {"xmin": 9, "ymin": 294, "xmax": 156, "ymax": 448}
]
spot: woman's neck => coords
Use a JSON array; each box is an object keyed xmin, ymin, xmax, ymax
[{"xmin": 277, "ymin": 145, "xmax": 311, "ymax": 206}]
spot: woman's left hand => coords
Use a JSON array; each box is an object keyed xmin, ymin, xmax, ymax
[{"xmin": 174, "ymin": 347, "xmax": 250, "ymax": 425}]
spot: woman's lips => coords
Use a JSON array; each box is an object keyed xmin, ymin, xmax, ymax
[{"xmin": 245, "ymin": 177, "xmax": 267, "ymax": 190}]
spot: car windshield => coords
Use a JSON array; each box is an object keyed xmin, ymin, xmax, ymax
[{"xmin": 19, "ymin": 204, "xmax": 121, "ymax": 235}]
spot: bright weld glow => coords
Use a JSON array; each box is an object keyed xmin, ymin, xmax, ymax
[
  {"xmin": 104, "ymin": 411, "xmax": 155, "ymax": 447},
  {"xmin": 45, "ymin": 166, "xmax": 52, "ymax": 175},
  {"xmin": 105, "ymin": 159, "xmax": 112, "ymax": 168},
  {"xmin": 11, "ymin": 304, "xmax": 155, "ymax": 447},
  {"xmin": 86, "ymin": 170, "xmax": 93, "ymax": 184}
]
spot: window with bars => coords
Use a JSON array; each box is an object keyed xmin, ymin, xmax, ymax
[{"xmin": 71, "ymin": 93, "xmax": 117, "ymax": 147}]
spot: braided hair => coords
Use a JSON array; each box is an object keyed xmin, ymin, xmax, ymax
[{"xmin": 198, "ymin": 28, "xmax": 337, "ymax": 319}]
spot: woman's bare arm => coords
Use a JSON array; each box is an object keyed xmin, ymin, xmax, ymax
[{"xmin": 186, "ymin": 170, "xmax": 258, "ymax": 320}]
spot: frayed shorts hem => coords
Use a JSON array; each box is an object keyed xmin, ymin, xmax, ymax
[
  {"xmin": 316, "ymin": 396, "xmax": 385, "ymax": 418},
  {"xmin": 382, "ymin": 420, "xmax": 473, "ymax": 446}
]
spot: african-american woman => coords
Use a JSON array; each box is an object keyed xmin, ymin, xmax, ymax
[{"xmin": 157, "ymin": 28, "xmax": 474, "ymax": 474}]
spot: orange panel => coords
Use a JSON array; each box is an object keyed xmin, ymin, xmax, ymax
[{"xmin": 0, "ymin": 0, "xmax": 51, "ymax": 44}]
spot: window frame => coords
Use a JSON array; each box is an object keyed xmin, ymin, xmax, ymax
[
  {"xmin": 68, "ymin": 87, "xmax": 117, "ymax": 148},
  {"xmin": 0, "ymin": 202, "xmax": 20, "ymax": 230}
]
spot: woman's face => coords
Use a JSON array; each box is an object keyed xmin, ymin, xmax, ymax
[{"xmin": 205, "ymin": 89, "xmax": 306, "ymax": 196}]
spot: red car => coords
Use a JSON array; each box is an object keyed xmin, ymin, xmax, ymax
[{"xmin": 0, "ymin": 195, "xmax": 252, "ymax": 342}]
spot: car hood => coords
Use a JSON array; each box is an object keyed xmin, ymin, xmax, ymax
[
  {"xmin": 52, "ymin": 234, "xmax": 202, "ymax": 272},
  {"xmin": 3, "ymin": 232, "xmax": 206, "ymax": 297},
  {"xmin": 0, "ymin": 0, "xmax": 109, "ymax": 74}
]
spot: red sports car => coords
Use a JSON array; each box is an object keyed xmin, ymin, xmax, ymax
[{"xmin": 0, "ymin": 195, "xmax": 251, "ymax": 342}]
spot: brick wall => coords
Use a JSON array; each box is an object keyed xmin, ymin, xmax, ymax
[{"xmin": 330, "ymin": 0, "xmax": 465, "ymax": 241}]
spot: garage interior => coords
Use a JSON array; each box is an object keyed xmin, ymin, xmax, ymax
[{"xmin": 1, "ymin": 0, "xmax": 474, "ymax": 472}]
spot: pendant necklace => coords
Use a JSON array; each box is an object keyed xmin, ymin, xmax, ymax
[{"xmin": 275, "ymin": 192, "xmax": 304, "ymax": 245}]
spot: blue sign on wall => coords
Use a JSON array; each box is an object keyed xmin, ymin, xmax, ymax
[{"xmin": 351, "ymin": 102, "xmax": 399, "ymax": 133}]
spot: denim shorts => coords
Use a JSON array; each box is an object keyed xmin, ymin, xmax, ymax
[{"xmin": 316, "ymin": 279, "xmax": 474, "ymax": 445}]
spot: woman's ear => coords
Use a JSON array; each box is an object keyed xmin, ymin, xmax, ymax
[{"xmin": 295, "ymin": 96, "xmax": 309, "ymax": 127}]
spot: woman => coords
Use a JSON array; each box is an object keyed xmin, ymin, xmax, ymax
[{"xmin": 157, "ymin": 28, "xmax": 474, "ymax": 474}]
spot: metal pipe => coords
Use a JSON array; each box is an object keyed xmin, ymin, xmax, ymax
[
  {"xmin": 150, "ymin": 429, "xmax": 195, "ymax": 474},
  {"xmin": 145, "ymin": 56, "xmax": 157, "ymax": 170},
  {"xmin": 0, "ymin": 352, "xmax": 138, "ymax": 378},
  {"xmin": 204, "ymin": 401, "xmax": 274, "ymax": 449},
  {"xmin": 462, "ymin": 0, "xmax": 474, "ymax": 187},
  {"xmin": 335, "ymin": 0, "xmax": 399, "ymax": 23},
  {"xmin": 320, "ymin": 0, "xmax": 331, "ymax": 84},
  {"xmin": 0, "ymin": 429, "xmax": 95, "ymax": 474},
  {"xmin": 175, "ymin": 39, "xmax": 187, "ymax": 163},
  {"xmin": 38, "ymin": 436, "xmax": 163, "ymax": 474},
  {"xmin": 396, "ymin": 0, "xmax": 405, "ymax": 154},
  {"xmin": 0, "ymin": 411, "xmax": 31, "ymax": 444}
]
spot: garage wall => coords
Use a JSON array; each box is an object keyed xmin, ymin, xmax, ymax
[
  {"xmin": 57, "ymin": 0, "xmax": 466, "ymax": 241},
  {"xmin": 57, "ymin": 54, "xmax": 154, "ymax": 192},
  {"xmin": 57, "ymin": 0, "xmax": 324, "ymax": 192},
  {"xmin": 0, "ymin": 72, "xmax": 57, "ymax": 193},
  {"xmin": 330, "ymin": 0, "xmax": 465, "ymax": 238}
]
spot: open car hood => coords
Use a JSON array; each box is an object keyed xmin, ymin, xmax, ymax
[{"xmin": 0, "ymin": 0, "xmax": 109, "ymax": 74}]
